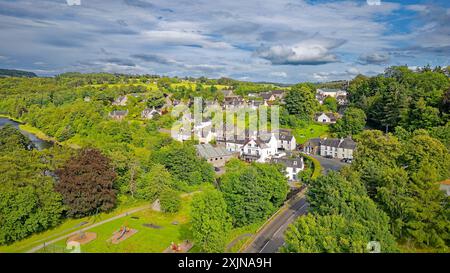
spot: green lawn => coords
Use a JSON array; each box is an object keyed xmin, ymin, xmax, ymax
[
  {"xmin": 292, "ymin": 123, "xmax": 329, "ymax": 144},
  {"xmin": 0, "ymin": 196, "xmax": 147, "ymax": 253},
  {"xmin": 39, "ymin": 196, "xmax": 194, "ymax": 253}
]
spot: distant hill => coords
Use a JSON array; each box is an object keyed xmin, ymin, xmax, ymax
[{"xmin": 0, "ymin": 69, "xmax": 37, "ymax": 78}]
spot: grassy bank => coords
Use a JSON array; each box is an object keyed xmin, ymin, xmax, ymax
[
  {"xmin": 292, "ymin": 123, "xmax": 329, "ymax": 144},
  {"xmin": 19, "ymin": 123, "xmax": 58, "ymax": 143}
]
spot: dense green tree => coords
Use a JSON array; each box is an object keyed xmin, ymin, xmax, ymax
[
  {"xmin": 136, "ymin": 164, "xmax": 174, "ymax": 201},
  {"xmin": 146, "ymin": 90, "xmax": 166, "ymax": 109},
  {"xmin": 0, "ymin": 150, "xmax": 63, "ymax": 245},
  {"xmin": 0, "ymin": 124, "xmax": 33, "ymax": 151},
  {"xmin": 352, "ymin": 130, "xmax": 449, "ymax": 248},
  {"xmin": 291, "ymin": 171, "xmax": 398, "ymax": 252},
  {"xmin": 191, "ymin": 189, "xmax": 232, "ymax": 252},
  {"xmin": 331, "ymin": 107, "xmax": 366, "ymax": 137},
  {"xmin": 159, "ymin": 189, "xmax": 181, "ymax": 213},
  {"xmin": 153, "ymin": 142, "xmax": 214, "ymax": 186},
  {"xmin": 55, "ymin": 149, "xmax": 117, "ymax": 218},
  {"xmin": 284, "ymin": 83, "xmax": 318, "ymax": 120},
  {"xmin": 322, "ymin": 96, "xmax": 338, "ymax": 112},
  {"xmin": 283, "ymin": 214, "xmax": 382, "ymax": 253},
  {"xmin": 348, "ymin": 66, "xmax": 449, "ymax": 131},
  {"xmin": 221, "ymin": 160, "xmax": 288, "ymax": 227}
]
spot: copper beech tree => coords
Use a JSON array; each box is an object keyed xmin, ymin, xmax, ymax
[{"xmin": 55, "ymin": 148, "xmax": 117, "ymax": 218}]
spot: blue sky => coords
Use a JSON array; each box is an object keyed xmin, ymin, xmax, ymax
[{"xmin": 0, "ymin": 0, "xmax": 449, "ymax": 83}]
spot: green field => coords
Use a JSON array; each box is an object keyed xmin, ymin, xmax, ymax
[
  {"xmin": 0, "ymin": 196, "xmax": 147, "ymax": 253},
  {"xmin": 1, "ymin": 191, "xmax": 261, "ymax": 253},
  {"xmin": 39, "ymin": 196, "xmax": 194, "ymax": 253},
  {"xmin": 292, "ymin": 123, "xmax": 329, "ymax": 144}
]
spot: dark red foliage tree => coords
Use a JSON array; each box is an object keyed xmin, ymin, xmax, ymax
[{"xmin": 55, "ymin": 148, "xmax": 117, "ymax": 218}]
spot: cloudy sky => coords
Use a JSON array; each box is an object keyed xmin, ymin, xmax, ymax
[{"xmin": 0, "ymin": 0, "xmax": 449, "ymax": 83}]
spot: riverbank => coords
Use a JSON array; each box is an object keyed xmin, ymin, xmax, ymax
[
  {"xmin": 18, "ymin": 123, "xmax": 58, "ymax": 143},
  {"xmin": 0, "ymin": 114, "xmax": 24, "ymax": 123},
  {"xmin": 0, "ymin": 114, "xmax": 58, "ymax": 145}
]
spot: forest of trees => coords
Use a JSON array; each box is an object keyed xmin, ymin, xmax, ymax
[{"xmin": 283, "ymin": 66, "xmax": 449, "ymax": 252}]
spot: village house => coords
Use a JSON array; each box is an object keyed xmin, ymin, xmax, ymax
[
  {"xmin": 260, "ymin": 92, "xmax": 276, "ymax": 103},
  {"xmin": 223, "ymin": 96, "xmax": 245, "ymax": 109},
  {"xmin": 221, "ymin": 89, "xmax": 235, "ymax": 98},
  {"xmin": 271, "ymin": 156, "xmax": 304, "ymax": 181},
  {"xmin": 319, "ymin": 137, "xmax": 356, "ymax": 159},
  {"xmin": 240, "ymin": 134, "xmax": 278, "ymax": 163},
  {"xmin": 141, "ymin": 108, "xmax": 162, "ymax": 119},
  {"xmin": 109, "ymin": 110, "xmax": 128, "ymax": 120},
  {"xmin": 195, "ymin": 143, "xmax": 237, "ymax": 168},
  {"xmin": 276, "ymin": 129, "xmax": 297, "ymax": 151},
  {"xmin": 271, "ymin": 90, "xmax": 285, "ymax": 100},
  {"xmin": 336, "ymin": 94, "xmax": 348, "ymax": 105},
  {"xmin": 316, "ymin": 88, "xmax": 348, "ymax": 105},
  {"xmin": 303, "ymin": 137, "xmax": 356, "ymax": 159},
  {"xmin": 315, "ymin": 112, "xmax": 338, "ymax": 124},
  {"xmin": 303, "ymin": 138, "xmax": 321, "ymax": 155},
  {"xmin": 247, "ymin": 99, "xmax": 268, "ymax": 110},
  {"xmin": 112, "ymin": 95, "xmax": 128, "ymax": 106}
]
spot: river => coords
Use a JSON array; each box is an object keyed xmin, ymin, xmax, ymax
[{"xmin": 0, "ymin": 117, "xmax": 54, "ymax": 150}]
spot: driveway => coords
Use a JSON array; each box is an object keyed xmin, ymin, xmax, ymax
[{"xmin": 309, "ymin": 154, "xmax": 347, "ymax": 173}]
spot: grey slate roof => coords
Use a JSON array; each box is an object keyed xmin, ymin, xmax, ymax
[
  {"xmin": 272, "ymin": 157, "xmax": 303, "ymax": 168},
  {"xmin": 195, "ymin": 143, "xmax": 234, "ymax": 159},
  {"xmin": 320, "ymin": 137, "xmax": 356, "ymax": 149},
  {"xmin": 305, "ymin": 138, "xmax": 321, "ymax": 147},
  {"xmin": 110, "ymin": 110, "xmax": 128, "ymax": 116}
]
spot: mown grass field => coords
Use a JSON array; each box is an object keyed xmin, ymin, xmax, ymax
[
  {"xmin": 39, "ymin": 195, "xmax": 194, "ymax": 253},
  {"xmin": 1, "ymin": 190, "xmax": 262, "ymax": 253},
  {"xmin": 292, "ymin": 123, "xmax": 329, "ymax": 144},
  {"xmin": 0, "ymin": 196, "xmax": 147, "ymax": 253}
]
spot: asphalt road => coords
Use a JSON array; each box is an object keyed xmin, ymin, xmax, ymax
[
  {"xmin": 242, "ymin": 194, "xmax": 309, "ymax": 253},
  {"xmin": 309, "ymin": 154, "xmax": 347, "ymax": 173}
]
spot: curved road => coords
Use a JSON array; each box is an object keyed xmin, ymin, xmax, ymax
[{"xmin": 242, "ymin": 193, "xmax": 309, "ymax": 253}]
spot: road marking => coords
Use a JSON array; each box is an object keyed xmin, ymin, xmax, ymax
[
  {"xmin": 259, "ymin": 240, "xmax": 271, "ymax": 253},
  {"xmin": 259, "ymin": 202, "xmax": 308, "ymax": 253}
]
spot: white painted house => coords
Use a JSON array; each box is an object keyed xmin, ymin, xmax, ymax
[
  {"xmin": 319, "ymin": 137, "xmax": 356, "ymax": 159},
  {"xmin": 141, "ymin": 108, "xmax": 162, "ymax": 119},
  {"xmin": 277, "ymin": 129, "xmax": 297, "ymax": 151},
  {"xmin": 272, "ymin": 156, "xmax": 304, "ymax": 181},
  {"xmin": 315, "ymin": 112, "xmax": 337, "ymax": 124},
  {"xmin": 241, "ymin": 134, "xmax": 278, "ymax": 163},
  {"xmin": 112, "ymin": 95, "xmax": 128, "ymax": 106}
]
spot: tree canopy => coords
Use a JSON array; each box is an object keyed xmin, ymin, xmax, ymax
[
  {"xmin": 55, "ymin": 148, "xmax": 117, "ymax": 218},
  {"xmin": 221, "ymin": 160, "xmax": 288, "ymax": 227},
  {"xmin": 191, "ymin": 189, "xmax": 232, "ymax": 252}
]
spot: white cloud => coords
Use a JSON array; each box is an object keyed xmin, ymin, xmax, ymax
[
  {"xmin": 66, "ymin": 0, "xmax": 81, "ymax": 6},
  {"xmin": 142, "ymin": 30, "xmax": 233, "ymax": 49},
  {"xmin": 313, "ymin": 67, "xmax": 360, "ymax": 81},
  {"xmin": 256, "ymin": 38, "xmax": 344, "ymax": 65},
  {"xmin": 269, "ymin": 71, "xmax": 287, "ymax": 78}
]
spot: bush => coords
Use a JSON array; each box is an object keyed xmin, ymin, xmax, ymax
[{"xmin": 159, "ymin": 189, "xmax": 181, "ymax": 213}]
